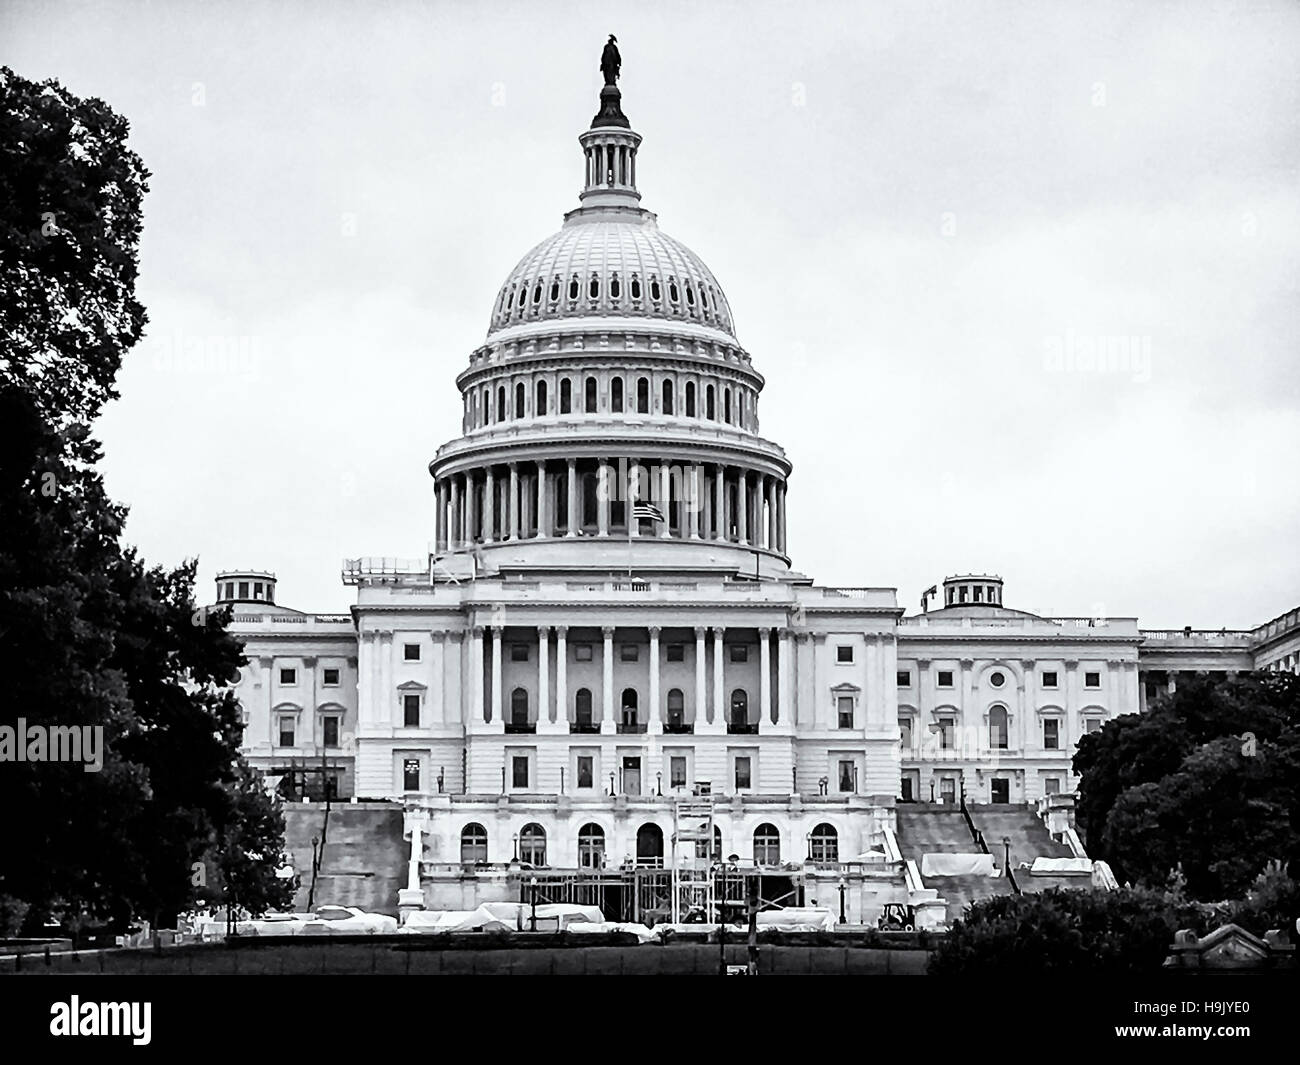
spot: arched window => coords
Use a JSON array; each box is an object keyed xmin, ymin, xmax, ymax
[
  {"xmin": 724, "ymin": 387, "xmax": 732, "ymax": 424},
  {"xmin": 520, "ymin": 823, "xmax": 546, "ymax": 867},
  {"xmin": 666, "ymin": 688, "xmax": 686, "ymax": 732},
  {"xmin": 662, "ymin": 379, "xmax": 675, "ymax": 415},
  {"xmin": 668, "ymin": 279, "xmax": 679, "ymax": 303},
  {"xmin": 754, "ymin": 823, "xmax": 781, "ymax": 866},
  {"xmin": 684, "ymin": 280, "xmax": 695, "ymax": 305},
  {"xmin": 568, "ymin": 275, "xmax": 579, "ymax": 300},
  {"xmin": 506, "ymin": 286, "xmax": 515, "ymax": 310},
  {"xmin": 989, "ymin": 705, "xmax": 1009, "ymax": 750},
  {"xmin": 695, "ymin": 825, "xmax": 722, "ymax": 861},
  {"xmin": 481, "ymin": 386, "xmax": 489, "ymax": 425},
  {"xmin": 611, "ymin": 377, "xmax": 624, "ymax": 413},
  {"xmin": 574, "ymin": 687, "xmax": 594, "ymax": 731},
  {"xmin": 610, "ymin": 274, "xmax": 621, "ymax": 299},
  {"xmin": 559, "ymin": 378, "xmax": 572, "ymax": 414},
  {"xmin": 584, "ymin": 376, "xmax": 598, "ymax": 413},
  {"xmin": 461, "ymin": 823, "xmax": 488, "ymax": 864},
  {"xmin": 535, "ymin": 379, "xmax": 547, "ymax": 416},
  {"xmin": 578, "ymin": 823, "xmax": 605, "ymax": 869},
  {"xmin": 631, "ymin": 275, "xmax": 642, "ymax": 300},
  {"xmin": 706, "ymin": 384, "xmax": 715, "ymax": 420},
  {"xmin": 550, "ymin": 279, "xmax": 560, "ymax": 302},
  {"xmin": 510, "ymin": 687, "xmax": 530, "ymax": 730},
  {"xmin": 636, "ymin": 377, "xmax": 649, "ymax": 414},
  {"xmin": 636, "ymin": 823, "xmax": 664, "ymax": 867},
  {"xmin": 728, "ymin": 688, "xmax": 750, "ymax": 732},
  {"xmin": 621, "ymin": 687, "xmax": 639, "ymax": 731},
  {"xmin": 514, "ymin": 382, "xmax": 525, "ymax": 419},
  {"xmin": 737, "ymin": 391, "xmax": 745, "ymax": 426},
  {"xmin": 589, "ymin": 273, "xmax": 600, "ymax": 299},
  {"xmin": 532, "ymin": 280, "xmax": 542, "ymax": 305},
  {"xmin": 497, "ymin": 386, "xmax": 506, "ymax": 422},
  {"xmin": 809, "ymin": 823, "xmax": 838, "ymax": 863},
  {"xmin": 685, "ymin": 381, "xmax": 696, "ymax": 417},
  {"xmin": 650, "ymin": 276, "xmax": 661, "ymax": 302}
]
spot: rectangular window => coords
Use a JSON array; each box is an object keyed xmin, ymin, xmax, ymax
[
  {"xmin": 838, "ymin": 760, "xmax": 855, "ymax": 793},
  {"xmin": 937, "ymin": 670, "xmax": 954, "ymax": 688},
  {"xmin": 901, "ymin": 776, "xmax": 914, "ymax": 802},
  {"xmin": 322, "ymin": 717, "xmax": 339, "ymax": 748},
  {"xmin": 238, "ymin": 581, "xmax": 249, "ymax": 598},
  {"xmin": 512, "ymin": 756, "xmax": 529, "ymax": 789},
  {"xmin": 836, "ymin": 645, "xmax": 854, "ymax": 664},
  {"xmin": 837, "ymin": 696, "xmax": 854, "ymax": 729},
  {"xmin": 278, "ymin": 717, "xmax": 295, "ymax": 747},
  {"xmin": 1041, "ymin": 671, "xmax": 1058, "ymax": 688},
  {"xmin": 666, "ymin": 644, "xmax": 685, "ymax": 663},
  {"xmin": 322, "ymin": 667, "xmax": 340, "ymax": 686},
  {"xmin": 1084, "ymin": 671, "xmax": 1101, "ymax": 688},
  {"xmin": 729, "ymin": 645, "xmax": 748, "ymax": 663},
  {"xmin": 1043, "ymin": 718, "xmax": 1060, "ymax": 749},
  {"xmin": 1084, "ymin": 718, "xmax": 1102, "ymax": 735},
  {"xmin": 253, "ymin": 582, "xmax": 263, "ymax": 598},
  {"xmin": 510, "ymin": 643, "xmax": 529, "ymax": 662},
  {"xmin": 403, "ymin": 758, "xmax": 420, "ymax": 792},
  {"xmin": 577, "ymin": 755, "xmax": 593, "ymax": 789},
  {"xmin": 574, "ymin": 644, "xmax": 593, "ymax": 662},
  {"xmin": 734, "ymin": 756, "xmax": 751, "ymax": 790},
  {"xmin": 1044, "ymin": 776, "xmax": 1061, "ymax": 795},
  {"xmin": 403, "ymin": 643, "xmax": 421, "ymax": 661},
  {"xmin": 279, "ymin": 668, "xmax": 297, "ymax": 686},
  {"xmin": 670, "ymin": 756, "xmax": 687, "ymax": 788},
  {"xmin": 619, "ymin": 644, "xmax": 639, "ymax": 662},
  {"xmin": 938, "ymin": 719, "xmax": 954, "ymax": 750},
  {"xmin": 896, "ymin": 670, "xmax": 910, "ymax": 687},
  {"xmin": 403, "ymin": 694, "xmax": 420, "ymax": 727}
]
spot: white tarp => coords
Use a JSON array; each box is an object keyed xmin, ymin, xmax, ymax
[
  {"xmin": 401, "ymin": 903, "xmax": 607, "ymax": 934},
  {"xmin": 566, "ymin": 921, "xmax": 663, "ymax": 943},
  {"xmin": 754, "ymin": 908, "xmax": 837, "ymax": 931},
  {"xmin": 921, "ymin": 853, "xmax": 995, "ymax": 877},
  {"xmin": 1027, "ymin": 857, "xmax": 1093, "ymax": 876}
]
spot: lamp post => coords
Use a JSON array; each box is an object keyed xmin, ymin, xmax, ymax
[
  {"xmin": 609, "ymin": 771, "xmax": 616, "ymax": 795},
  {"xmin": 529, "ymin": 875, "xmax": 538, "ymax": 932},
  {"xmin": 512, "ymin": 833, "xmax": 519, "ymax": 862},
  {"xmin": 838, "ymin": 877, "xmax": 847, "ymax": 925},
  {"xmin": 929, "ymin": 780, "xmax": 935, "ymax": 803},
  {"xmin": 1002, "ymin": 837, "xmax": 1011, "ymax": 877},
  {"xmin": 656, "ymin": 770, "xmax": 662, "ymax": 796},
  {"xmin": 308, "ymin": 835, "xmax": 320, "ymax": 909}
]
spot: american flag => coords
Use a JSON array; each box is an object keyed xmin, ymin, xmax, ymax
[{"xmin": 631, "ymin": 502, "xmax": 665, "ymax": 523}]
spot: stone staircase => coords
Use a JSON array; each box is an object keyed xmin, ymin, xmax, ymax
[
  {"xmin": 895, "ymin": 806, "xmax": 1011, "ymax": 923},
  {"xmin": 967, "ymin": 804, "xmax": 1083, "ymax": 894},
  {"xmin": 282, "ymin": 802, "xmax": 406, "ymax": 916}
]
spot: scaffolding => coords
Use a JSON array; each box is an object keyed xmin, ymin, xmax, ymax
[{"xmin": 670, "ymin": 787, "xmax": 716, "ymax": 923}]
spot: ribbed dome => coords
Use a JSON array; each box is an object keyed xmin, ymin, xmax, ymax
[{"xmin": 487, "ymin": 215, "xmax": 737, "ymax": 339}]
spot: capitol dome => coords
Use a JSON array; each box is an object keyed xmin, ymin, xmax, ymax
[{"xmin": 487, "ymin": 217, "xmax": 737, "ymax": 339}]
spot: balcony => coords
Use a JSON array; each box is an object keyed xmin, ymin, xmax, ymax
[
  {"xmin": 727, "ymin": 722, "xmax": 759, "ymax": 735},
  {"xmin": 663, "ymin": 721, "xmax": 694, "ymax": 735},
  {"xmin": 569, "ymin": 722, "xmax": 599, "ymax": 735},
  {"xmin": 504, "ymin": 722, "xmax": 536, "ymax": 735},
  {"xmin": 617, "ymin": 722, "xmax": 647, "ymax": 735}
]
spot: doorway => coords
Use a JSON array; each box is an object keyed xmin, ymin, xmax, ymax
[
  {"xmin": 622, "ymin": 756, "xmax": 642, "ymax": 796},
  {"xmin": 636, "ymin": 823, "xmax": 664, "ymax": 868},
  {"xmin": 991, "ymin": 777, "xmax": 1010, "ymax": 804}
]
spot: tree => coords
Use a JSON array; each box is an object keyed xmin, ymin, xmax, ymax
[
  {"xmin": 0, "ymin": 66, "xmax": 289, "ymax": 933},
  {"xmin": 1074, "ymin": 672, "xmax": 1300, "ymax": 899}
]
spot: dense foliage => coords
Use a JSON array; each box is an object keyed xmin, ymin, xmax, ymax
[
  {"xmin": 1074, "ymin": 671, "xmax": 1300, "ymax": 898},
  {"xmin": 0, "ymin": 66, "xmax": 294, "ymax": 934}
]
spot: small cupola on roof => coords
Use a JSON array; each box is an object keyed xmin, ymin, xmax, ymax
[
  {"xmin": 578, "ymin": 35, "xmax": 642, "ymax": 210},
  {"xmin": 942, "ymin": 574, "xmax": 1004, "ymax": 608},
  {"xmin": 216, "ymin": 570, "xmax": 277, "ymax": 606}
]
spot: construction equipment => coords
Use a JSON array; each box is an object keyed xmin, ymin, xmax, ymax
[{"xmin": 670, "ymin": 785, "xmax": 715, "ymax": 923}]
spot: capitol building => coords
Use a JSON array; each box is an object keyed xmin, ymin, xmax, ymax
[{"xmin": 213, "ymin": 53, "xmax": 1300, "ymax": 925}]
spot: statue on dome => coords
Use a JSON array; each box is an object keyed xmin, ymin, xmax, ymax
[{"xmin": 601, "ymin": 35, "xmax": 621, "ymax": 86}]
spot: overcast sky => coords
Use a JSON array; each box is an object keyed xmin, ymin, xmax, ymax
[{"xmin": 6, "ymin": 0, "xmax": 1299, "ymax": 627}]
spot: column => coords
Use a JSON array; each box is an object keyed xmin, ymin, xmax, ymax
[
  {"xmin": 566, "ymin": 459, "xmax": 577, "ymax": 536},
  {"xmin": 490, "ymin": 627, "xmax": 503, "ymax": 725},
  {"xmin": 508, "ymin": 462, "xmax": 519, "ymax": 540},
  {"xmin": 435, "ymin": 480, "xmax": 447, "ymax": 552},
  {"xmin": 795, "ymin": 632, "xmax": 813, "ymax": 728},
  {"xmin": 712, "ymin": 627, "xmax": 725, "ymax": 727},
  {"xmin": 658, "ymin": 464, "xmax": 671, "ymax": 538},
  {"xmin": 449, "ymin": 476, "xmax": 461, "ymax": 550},
  {"xmin": 777, "ymin": 482, "xmax": 786, "ymax": 554},
  {"xmin": 470, "ymin": 627, "xmax": 485, "ymax": 725},
  {"xmin": 776, "ymin": 628, "xmax": 793, "ymax": 730},
  {"xmin": 467, "ymin": 471, "xmax": 479, "ymax": 544},
  {"xmin": 628, "ymin": 461, "xmax": 640, "ymax": 537},
  {"xmin": 484, "ymin": 466, "xmax": 496, "ymax": 542},
  {"xmin": 689, "ymin": 465, "xmax": 702, "ymax": 539},
  {"xmin": 714, "ymin": 464, "xmax": 725, "ymax": 541},
  {"xmin": 601, "ymin": 626, "xmax": 615, "ymax": 734},
  {"xmin": 767, "ymin": 477, "xmax": 777, "ymax": 550},
  {"xmin": 1020, "ymin": 660, "xmax": 1036, "ymax": 752},
  {"xmin": 536, "ymin": 626, "xmax": 551, "ymax": 728},
  {"xmin": 737, "ymin": 469, "xmax": 748, "ymax": 544},
  {"xmin": 648, "ymin": 626, "xmax": 662, "ymax": 733},
  {"xmin": 694, "ymin": 627, "xmax": 708, "ymax": 731},
  {"xmin": 535, "ymin": 460, "xmax": 547, "ymax": 538},
  {"xmin": 758, "ymin": 627, "xmax": 771, "ymax": 727},
  {"xmin": 556, "ymin": 626, "xmax": 569, "ymax": 727},
  {"xmin": 597, "ymin": 459, "xmax": 610, "ymax": 537}
]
